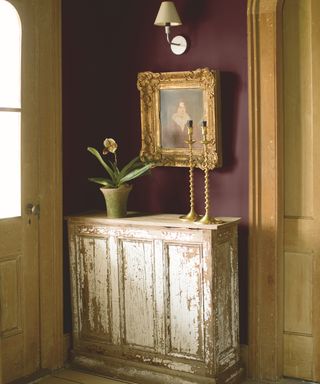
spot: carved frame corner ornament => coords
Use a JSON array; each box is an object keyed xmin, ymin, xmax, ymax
[{"xmin": 137, "ymin": 68, "xmax": 222, "ymax": 169}]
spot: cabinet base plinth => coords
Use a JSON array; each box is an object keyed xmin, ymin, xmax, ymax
[{"xmin": 71, "ymin": 353, "xmax": 245, "ymax": 384}]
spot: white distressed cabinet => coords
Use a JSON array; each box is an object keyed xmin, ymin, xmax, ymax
[{"xmin": 67, "ymin": 213, "xmax": 243, "ymax": 384}]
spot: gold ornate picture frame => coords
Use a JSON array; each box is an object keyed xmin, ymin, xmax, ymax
[{"xmin": 137, "ymin": 68, "xmax": 222, "ymax": 169}]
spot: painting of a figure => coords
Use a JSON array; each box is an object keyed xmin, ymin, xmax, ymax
[
  {"xmin": 160, "ymin": 89, "xmax": 204, "ymax": 149},
  {"xmin": 138, "ymin": 68, "xmax": 221, "ymax": 168}
]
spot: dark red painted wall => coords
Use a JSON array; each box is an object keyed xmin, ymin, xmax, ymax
[{"xmin": 62, "ymin": 0, "xmax": 248, "ymax": 343}]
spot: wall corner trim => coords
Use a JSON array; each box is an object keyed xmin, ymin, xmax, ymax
[{"xmin": 247, "ymin": 0, "xmax": 284, "ymax": 380}]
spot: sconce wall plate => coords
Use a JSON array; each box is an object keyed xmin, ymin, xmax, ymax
[{"xmin": 171, "ymin": 35, "xmax": 187, "ymax": 55}]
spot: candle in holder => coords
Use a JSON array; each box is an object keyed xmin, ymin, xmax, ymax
[
  {"xmin": 180, "ymin": 119, "xmax": 198, "ymax": 222},
  {"xmin": 201, "ymin": 120, "xmax": 207, "ymax": 137},
  {"xmin": 196, "ymin": 120, "xmax": 224, "ymax": 225}
]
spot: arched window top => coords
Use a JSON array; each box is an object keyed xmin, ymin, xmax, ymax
[
  {"xmin": 0, "ymin": 0, "xmax": 22, "ymax": 108},
  {"xmin": 0, "ymin": 0, "xmax": 22, "ymax": 218}
]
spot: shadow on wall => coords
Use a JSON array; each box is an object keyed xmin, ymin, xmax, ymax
[{"xmin": 219, "ymin": 72, "xmax": 239, "ymax": 172}]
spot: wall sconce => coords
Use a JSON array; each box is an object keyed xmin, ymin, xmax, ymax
[{"xmin": 154, "ymin": 1, "xmax": 188, "ymax": 55}]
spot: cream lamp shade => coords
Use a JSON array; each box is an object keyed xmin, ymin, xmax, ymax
[{"xmin": 154, "ymin": 1, "xmax": 182, "ymax": 26}]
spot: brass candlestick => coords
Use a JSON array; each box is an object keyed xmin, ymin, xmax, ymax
[
  {"xmin": 180, "ymin": 121, "xmax": 199, "ymax": 222},
  {"xmin": 197, "ymin": 122, "xmax": 224, "ymax": 225}
]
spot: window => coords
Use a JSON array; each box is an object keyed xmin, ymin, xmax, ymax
[{"xmin": 0, "ymin": 1, "xmax": 22, "ymax": 219}]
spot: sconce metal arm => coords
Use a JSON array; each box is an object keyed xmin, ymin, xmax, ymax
[{"xmin": 165, "ymin": 23, "xmax": 180, "ymax": 46}]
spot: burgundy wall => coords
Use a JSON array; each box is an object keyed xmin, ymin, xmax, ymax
[{"xmin": 62, "ymin": 0, "xmax": 248, "ymax": 343}]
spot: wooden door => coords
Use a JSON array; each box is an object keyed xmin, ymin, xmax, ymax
[
  {"xmin": 283, "ymin": 0, "xmax": 320, "ymax": 380},
  {"xmin": 0, "ymin": 1, "xmax": 41, "ymax": 381}
]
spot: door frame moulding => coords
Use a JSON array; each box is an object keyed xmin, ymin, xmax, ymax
[
  {"xmin": 247, "ymin": 0, "xmax": 284, "ymax": 380},
  {"xmin": 37, "ymin": 0, "xmax": 63, "ymax": 370}
]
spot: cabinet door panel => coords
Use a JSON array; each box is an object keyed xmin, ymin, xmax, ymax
[
  {"xmin": 119, "ymin": 239, "xmax": 156, "ymax": 350},
  {"xmin": 165, "ymin": 243, "xmax": 204, "ymax": 361},
  {"xmin": 77, "ymin": 236, "xmax": 112, "ymax": 343}
]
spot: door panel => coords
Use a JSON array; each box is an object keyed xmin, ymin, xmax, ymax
[
  {"xmin": 284, "ymin": 334, "xmax": 313, "ymax": 379},
  {"xmin": 0, "ymin": 254, "xmax": 22, "ymax": 336},
  {"xmin": 0, "ymin": 1, "xmax": 40, "ymax": 382},
  {"xmin": 283, "ymin": 0, "xmax": 320, "ymax": 380},
  {"xmin": 284, "ymin": 251, "xmax": 312, "ymax": 335}
]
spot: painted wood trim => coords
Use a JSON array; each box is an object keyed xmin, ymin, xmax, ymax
[
  {"xmin": 0, "ymin": 306, "xmax": 2, "ymax": 384},
  {"xmin": 247, "ymin": 0, "xmax": 284, "ymax": 380},
  {"xmin": 37, "ymin": 0, "xmax": 63, "ymax": 370},
  {"xmin": 311, "ymin": 0, "xmax": 320, "ymax": 379}
]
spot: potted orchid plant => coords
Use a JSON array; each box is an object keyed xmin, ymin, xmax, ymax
[{"xmin": 88, "ymin": 138, "xmax": 153, "ymax": 218}]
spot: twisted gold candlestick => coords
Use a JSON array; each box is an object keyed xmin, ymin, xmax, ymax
[
  {"xmin": 197, "ymin": 122, "xmax": 224, "ymax": 225},
  {"xmin": 180, "ymin": 122, "xmax": 199, "ymax": 222}
]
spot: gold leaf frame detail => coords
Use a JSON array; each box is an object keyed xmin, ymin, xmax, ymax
[{"xmin": 137, "ymin": 68, "xmax": 222, "ymax": 169}]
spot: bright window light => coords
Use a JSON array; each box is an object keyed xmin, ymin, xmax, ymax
[
  {"xmin": 0, "ymin": 1, "xmax": 21, "ymax": 108},
  {"xmin": 0, "ymin": 112, "xmax": 21, "ymax": 219},
  {"xmin": 0, "ymin": 1, "xmax": 22, "ymax": 219}
]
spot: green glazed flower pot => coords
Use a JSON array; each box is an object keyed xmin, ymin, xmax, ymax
[{"xmin": 100, "ymin": 184, "xmax": 132, "ymax": 218}]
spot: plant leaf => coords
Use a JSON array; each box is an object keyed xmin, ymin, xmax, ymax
[
  {"xmin": 108, "ymin": 160, "xmax": 120, "ymax": 184},
  {"xmin": 119, "ymin": 156, "xmax": 142, "ymax": 179},
  {"xmin": 88, "ymin": 177, "xmax": 114, "ymax": 187},
  {"xmin": 87, "ymin": 147, "xmax": 117, "ymax": 184},
  {"xmin": 119, "ymin": 163, "xmax": 154, "ymax": 184}
]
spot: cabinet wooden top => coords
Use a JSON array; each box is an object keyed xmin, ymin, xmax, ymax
[{"xmin": 66, "ymin": 212, "xmax": 240, "ymax": 230}]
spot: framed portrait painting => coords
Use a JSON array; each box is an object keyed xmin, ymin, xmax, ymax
[{"xmin": 137, "ymin": 68, "xmax": 222, "ymax": 169}]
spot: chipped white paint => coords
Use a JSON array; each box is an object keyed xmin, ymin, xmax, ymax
[
  {"xmin": 67, "ymin": 213, "xmax": 243, "ymax": 384},
  {"xmin": 77, "ymin": 236, "xmax": 111, "ymax": 341},
  {"xmin": 120, "ymin": 239, "xmax": 155, "ymax": 348},
  {"xmin": 109, "ymin": 234, "xmax": 121, "ymax": 345},
  {"xmin": 166, "ymin": 243, "xmax": 204, "ymax": 360}
]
